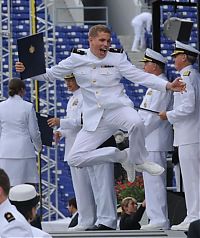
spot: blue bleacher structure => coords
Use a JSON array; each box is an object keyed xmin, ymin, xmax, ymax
[{"xmin": 1, "ymin": 0, "xmax": 198, "ymax": 219}]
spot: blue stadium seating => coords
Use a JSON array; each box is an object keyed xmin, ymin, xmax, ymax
[{"xmin": 1, "ymin": 0, "xmax": 198, "ymax": 220}]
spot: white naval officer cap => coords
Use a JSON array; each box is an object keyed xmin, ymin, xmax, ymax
[
  {"xmin": 9, "ymin": 184, "xmax": 40, "ymax": 208},
  {"xmin": 171, "ymin": 41, "xmax": 200, "ymax": 57},
  {"xmin": 64, "ymin": 73, "xmax": 75, "ymax": 80},
  {"xmin": 140, "ymin": 48, "xmax": 166, "ymax": 65}
]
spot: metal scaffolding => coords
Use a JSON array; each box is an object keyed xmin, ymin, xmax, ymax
[
  {"xmin": 0, "ymin": 0, "xmax": 12, "ymax": 101},
  {"xmin": 0, "ymin": 0, "xmax": 64, "ymax": 220}
]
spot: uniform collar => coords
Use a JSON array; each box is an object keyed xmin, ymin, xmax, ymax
[
  {"xmin": 73, "ymin": 88, "xmax": 81, "ymax": 97},
  {"xmin": 9, "ymin": 95, "xmax": 23, "ymax": 100},
  {"xmin": 0, "ymin": 198, "xmax": 11, "ymax": 209},
  {"xmin": 87, "ymin": 48, "xmax": 106, "ymax": 61},
  {"xmin": 180, "ymin": 65, "xmax": 193, "ymax": 75}
]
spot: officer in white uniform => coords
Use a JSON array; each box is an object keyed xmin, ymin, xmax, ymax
[
  {"xmin": 0, "ymin": 79, "xmax": 42, "ymax": 186},
  {"xmin": 131, "ymin": 12, "xmax": 152, "ymax": 52},
  {"xmin": 48, "ymin": 74, "xmax": 117, "ymax": 231},
  {"xmin": 159, "ymin": 41, "xmax": 200, "ymax": 231},
  {"xmin": 138, "ymin": 49, "xmax": 173, "ymax": 230},
  {"xmin": 9, "ymin": 184, "xmax": 52, "ymax": 237},
  {"xmin": 0, "ymin": 169, "xmax": 33, "ymax": 237},
  {"xmin": 16, "ymin": 25, "xmax": 185, "ymax": 184}
]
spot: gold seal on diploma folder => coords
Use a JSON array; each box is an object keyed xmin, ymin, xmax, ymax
[{"xmin": 17, "ymin": 32, "xmax": 46, "ymax": 80}]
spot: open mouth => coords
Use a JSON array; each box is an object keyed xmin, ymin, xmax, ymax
[{"xmin": 100, "ymin": 48, "xmax": 107, "ymax": 53}]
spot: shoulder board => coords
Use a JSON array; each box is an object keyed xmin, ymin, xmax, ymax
[
  {"xmin": 109, "ymin": 48, "xmax": 124, "ymax": 53},
  {"xmin": 4, "ymin": 212, "xmax": 15, "ymax": 223},
  {"xmin": 71, "ymin": 48, "xmax": 86, "ymax": 55},
  {"xmin": 183, "ymin": 70, "xmax": 191, "ymax": 76}
]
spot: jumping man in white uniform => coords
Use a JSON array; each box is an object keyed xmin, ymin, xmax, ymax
[{"xmin": 15, "ymin": 25, "xmax": 186, "ymax": 183}]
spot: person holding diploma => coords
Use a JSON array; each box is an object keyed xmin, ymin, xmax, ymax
[
  {"xmin": 138, "ymin": 49, "xmax": 173, "ymax": 230},
  {"xmin": 159, "ymin": 41, "xmax": 200, "ymax": 231},
  {"xmin": 0, "ymin": 78, "xmax": 42, "ymax": 186}
]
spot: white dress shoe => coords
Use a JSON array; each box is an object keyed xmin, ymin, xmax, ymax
[
  {"xmin": 121, "ymin": 148, "xmax": 135, "ymax": 182},
  {"xmin": 135, "ymin": 161, "xmax": 164, "ymax": 175},
  {"xmin": 171, "ymin": 222, "xmax": 190, "ymax": 231},
  {"xmin": 141, "ymin": 223, "xmax": 169, "ymax": 230},
  {"xmin": 68, "ymin": 225, "xmax": 89, "ymax": 231}
]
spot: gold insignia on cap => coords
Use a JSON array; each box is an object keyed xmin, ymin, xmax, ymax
[
  {"xmin": 171, "ymin": 50, "xmax": 185, "ymax": 56},
  {"xmin": 183, "ymin": 70, "xmax": 191, "ymax": 76},
  {"xmin": 4, "ymin": 212, "xmax": 15, "ymax": 223},
  {"xmin": 29, "ymin": 45, "xmax": 35, "ymax": 54},
  {"xmin": 140, "ymin": 57, "xmax": 153, "ymax": 62},
  {"xmin": 64, "ymin": 73, "xmax": 75, "ymax": 80}
]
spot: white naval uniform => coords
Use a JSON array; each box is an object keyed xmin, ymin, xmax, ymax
[
  {"xmin": 31, "ymin": 226, "xmax": 52, "ymax": 238},
  {"xmin": 0, "ymin": 199, "xmax": 33, "ymax": 237},
  {"xmin": 59, "ymin": 88, "xmax": 117, "ymax": 229},
  {"xmin": 0, "ymin": 95, "xmax": 42, "ymax": 186},
  {"xmin": 167, "ymin": 65, "xmax": 200, "ymax": 223},
  {"xmin": 138, "ymin": 74, "xmax": 173, "ymax": 228},
  {"xmin": 131, "ymin": 12, "xmax": 152, "ymax": 51},
  {"xmin": 33, "ymin": 49, "xmax": 167, "ymax": 169}
]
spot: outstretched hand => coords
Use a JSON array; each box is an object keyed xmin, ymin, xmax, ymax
[
  {"xmin": 166, "ymin": 77, "xmax": 186, "ymax": 93},
  {"xmin": 159, "ymin": 111, "xmax": 167, "ymax": 120},
  {"xmin": 47, "ymin": 118, "xmax": 60, "ymax": 127},
  {"xmin": 15, "ymin": 62, "xmax": 25, "ymax": 73}
]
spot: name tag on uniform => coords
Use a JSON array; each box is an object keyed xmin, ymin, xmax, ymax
[{"xmin": 101, "ymin": 65, "xmax": 114, "ymax": 68}]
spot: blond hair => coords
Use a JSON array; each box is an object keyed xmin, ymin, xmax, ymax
[{"xmin": 88, "ymin": 24, "xmax": 111, "ymax": 37}]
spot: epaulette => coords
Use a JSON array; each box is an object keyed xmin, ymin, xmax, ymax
[
  {"xmin": 183, "ymin": 70, "xmax": 191, "ymax": 76},
  {"xmin": 109, "ymin": 48, "xmax": 124, "ymax": 53},
  {"xmin": 71, "ymin": 48, "xmax": 86, "ymax": 55},
  {"xmin": 4, "ymin": 212, "xmax": 15, "ymax": 223}
]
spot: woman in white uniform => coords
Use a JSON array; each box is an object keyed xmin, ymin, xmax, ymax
[
  {"xmin": 0, "ymin": 78, "xmax": 42, "ymax": 186},
  {"xmin": 9, "ymin": 184, "xmax": 52, "ymax": 237}
]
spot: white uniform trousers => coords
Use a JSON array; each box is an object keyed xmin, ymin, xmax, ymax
[
  {"xmin": 70, "ymin": 163, "xmax": 117, "ymax": 229},
  {"xmin": 68, "ymin": 106, "xmax": 147, "ymax": 167},
  {"xmin": 70, "ymin": 166, "xmax": 96, "ymax": 227},
  {"xmin": 88, "ymin": 163, "xmax": 117, "ymax": 229},
  {"xmin": 131, "ymin": 22, "xmax": 145, "ymax": 51},
  {"xmin": 143, "ymin": 152, "xmax": 169, "ymax": 227},
  {"xmin": 178, "ymin": 143, "xmax": 200, "ymax": 222}
]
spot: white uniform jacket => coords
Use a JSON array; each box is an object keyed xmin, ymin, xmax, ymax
[
  {"xmin": 167, "ymin": 65, "xmax": 200, "ymax": 146},
  {"xmin": 59, "ymin": 88, "xmax": 82, "ymax": 161},
  {"xmin": 139, "ymin": 74, "xmax": 173, "ymax": 151},
  {"xmin": 0, "ymin": 95, "xmax": 42, "ymax": 158},
  {"xmin": 0, "ymin": 199, "xmax": 33, "ymax": 237},
  {"xmin": 31, "ymin": 226, "xmax": 52, "ymax": 238},
  {"xmin": 33, "ymin": 49, "xmax": 167, "ymax": 131}
]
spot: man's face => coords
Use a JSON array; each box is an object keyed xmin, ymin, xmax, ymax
[
  {"xmin": 65, "ymin": 78, "xmax": 79, "ymax": 92},
  {"xmin": 173, "ymin": 53, "xmax": 185, "ymax": 72},
  {"xmin": 143, "ymin": 61, "xmax": 156, "ymax": 74},
  {"xmin": 89, "ymin": 31, "xmax": 111, "ymax": 59}
]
